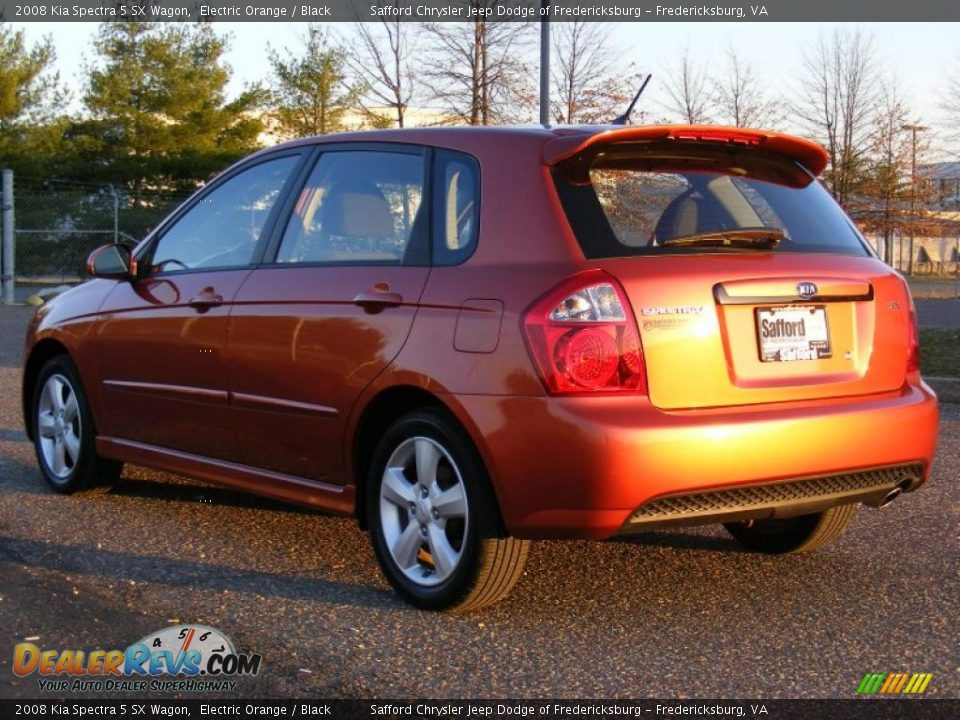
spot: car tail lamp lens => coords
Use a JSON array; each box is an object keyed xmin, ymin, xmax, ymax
[
  {"xmin": 668, "ymin": 129, "xmax": 764, "ymax": 146},
  {"xmin": 548, "ymin": 284, "xmax": 626, "ymax": 322},
  {"xmin": 523, "ymin": 272, "xmax": 646, "ymax": 395},
  {"xmin": 898, "ymin": 274, "xmax": 920, "ymax": 375},
  {"xmin": 907, "ymin": 305, "xmax": 920, "ymax": 373},
  {"xmin": 556, "ymin": 328, "xmax": 619, "ymax": 389}
]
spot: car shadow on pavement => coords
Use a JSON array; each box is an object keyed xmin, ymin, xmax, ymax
[
  {"xmin": 0, "ymin": 306, "xmax": 36, "ymax": 369},
  {"xmin": 613, "ymin": 530, "xmax": 744, "ymax": 553},
  {"xmin": 110, "ymin": 477, "xmax": 329, "ymax": 516},
  {"xmin": 0, "ymin": 534, "xmax": 397, "ymax": 610},
  {"xmin": 0, "ymin": 455, "xmax": 341, "ymax": 515},
  {"xmin": 0, "ymin": 428, "xmax": 27, "ymax": 442},
  {"xmin": 0, "ymin": 456, "xmax": 50, "ymax": 495}
]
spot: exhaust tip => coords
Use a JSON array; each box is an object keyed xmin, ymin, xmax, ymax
[
  {"xmin": 876, "ymin": 486, "xmax": 902, "ymax": 508},
  {"xmin": 874, "ymin": 478, "xmax": 913, "ymax": 509}
]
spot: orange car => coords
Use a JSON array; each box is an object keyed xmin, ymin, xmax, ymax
[{"xmin": 22, "ymin": 125, "xmax": 939, "ymax": 610}]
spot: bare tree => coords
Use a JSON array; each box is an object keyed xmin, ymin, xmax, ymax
[
  {"xmin": 661, "ymin": 48, "xmax": 712, "ymax": 124},
  {"xmin": 862, "ymin": 81, "xmax": 912, "ymax": 264},
  {"xmin": 941, "ymin": 55, "xmax": 960, "ymax": 140},
  {"xmin": 551, "ymin": 21, "xmax": 635, "ymax": 124},
  {"xmin": 421, "ymin": 1, "xmax": 533, "ymax": 125},
  {"xmin": 714, "ymin": 46, "xmax": 782, "ymax": 129},
  {"xmin": 345, "ymin": 3, "xmax": 417, "ymax": 128},
  {"xmin": 795, "ymin": 29, "xmax": 878, "ymax": 207}
]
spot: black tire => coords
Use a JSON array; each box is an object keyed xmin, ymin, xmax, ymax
[
  {"xmin": 367, "ymin": 409, "xmax": 529, "ymax": 611},
  {"xmin": 32, "ymin": 355, "xmax": 121, "ymax": 495},
  {"xmin": 723, "ymin": 504, "xmax": 859, "ymax": 554}
]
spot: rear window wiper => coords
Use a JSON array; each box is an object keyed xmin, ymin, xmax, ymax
[{"xmin": 660, "ymin": 227, "xmax": 785, "ymax": 249}]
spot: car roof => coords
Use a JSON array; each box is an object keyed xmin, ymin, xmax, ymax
[
  {"xmin": 253, "ymin": 124, "xmax": 830, "ymax": 176},
  {"xmin": 264, "ymin": 125, "xmax": 578, "ymax": 157},
  {"xmin": 273, "ymin": 124, "xmax": 574, "ymax": 146}
]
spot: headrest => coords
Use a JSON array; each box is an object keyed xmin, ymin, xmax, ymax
[{"xmin": 319, "ymin": 182, "xmax": 394, "ymax": 237}]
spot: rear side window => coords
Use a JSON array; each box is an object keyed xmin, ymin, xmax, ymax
[
  {"xmin": 276, "ymin": 150, "xmax": 426, "ymax": 265},
  {"xmin": 554, "ymin": 149, "xmax": 869, "ymax": 259},
  {"xmin": 433, "ymin": 150, "xmax": 480, "ymax": 266}
]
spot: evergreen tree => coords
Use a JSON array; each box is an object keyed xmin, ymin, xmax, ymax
[
  {"xmin": 0, "ymin": 22, "xmax": 70, "ymax": 177},
  {"xmin": 267, "ymin": 25, "xmax": 359, "ymax": 138},
  {"xmin": 80, "ymin": 22, "xmax": 265, "ymax": 199}
]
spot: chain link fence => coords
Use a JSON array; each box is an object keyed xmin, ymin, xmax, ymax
[
  {"xmin": 11, "ymin": 177, "xmax": 190, "ymax": 283},
  {"xmin": 2, "ymin": 171, "xmax": 958, "ymax": 301},
  {"xmin": 862, "ymin": 231, "xmax": 960, "ymax": 276}
]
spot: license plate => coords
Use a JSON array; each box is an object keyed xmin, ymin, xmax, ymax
[{"xmin": 756, "ymin": 305, "xmax": 831, "ymax": 362}]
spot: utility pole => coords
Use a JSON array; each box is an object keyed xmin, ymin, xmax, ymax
[
  {"xmin": 1, "ymin": 170, "xmax": 13, "ymax": 305},
  {"xmin": 902, "ymin": 123, "xmax": 929, "ymax": 276},
  {"xmin": 539, "ymin": 1, "xmax": 550, "ymax": 126},
  {"xmin": 897, "ymin": 228, "xmax": 903, "ymax": 272}
]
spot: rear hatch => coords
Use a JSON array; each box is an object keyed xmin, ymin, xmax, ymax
[{"xmin": 548, "ymin": 126, "xmax": 914, "ymax": 410}]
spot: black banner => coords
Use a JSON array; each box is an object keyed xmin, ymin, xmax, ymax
[
  {"xmin": 3, "ymin": 0, "xmax": 960, "ymax": 23},
  {"xmin": 1, "ymin": 700, "xmax": 959, "ymax": 720}
]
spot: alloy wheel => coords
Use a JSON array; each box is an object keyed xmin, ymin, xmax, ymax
[
  {"xmin": 378, "ymin": 436, "xmax": 469, "ymax": 586},
  {"xmin": 37, "ymin": 373, "xmax": 82, "ymax": 479}
]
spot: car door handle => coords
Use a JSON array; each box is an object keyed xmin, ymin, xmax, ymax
[
  {"xmin": 353, "ymin": 289, "xmax": 404, "ymax": 310},
  {"xmin": 188, "ymin": 290, "xmax": 223, "ymax": 310}
]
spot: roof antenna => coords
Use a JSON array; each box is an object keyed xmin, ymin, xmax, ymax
[{"xmin": 611, "ymin": 74, "xmax": 652, "ymax": 126}]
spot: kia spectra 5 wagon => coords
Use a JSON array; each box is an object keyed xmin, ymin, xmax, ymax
[{"xmin": 22, "ymin": 125, "xmax": 939, "ymax": 610}]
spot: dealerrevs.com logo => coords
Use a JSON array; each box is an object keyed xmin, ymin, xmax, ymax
[
  {"xmin": 857, "ymin": 672, "xmax": 934, "ymax": 695},
  {"xmin": 13, "ymin": 625, "xmax": 262, "ymax": 693}
]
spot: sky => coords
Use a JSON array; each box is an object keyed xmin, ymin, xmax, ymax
[{"xmin": 14, "ymin": 21, "xmax": 960, "ymax": 156}]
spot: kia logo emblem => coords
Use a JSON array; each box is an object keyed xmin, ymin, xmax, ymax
[{"xmin": 797, "ymin": 282, "xmax": 818, "ymax": 298}]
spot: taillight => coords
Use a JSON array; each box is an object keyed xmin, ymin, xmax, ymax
[
  {"xmin": 522, "ymin": 271, "xmax": 646, "ymax": 395},
  {"xmin": 907, "ymin": 304, "xmax": 920, "ymax": 374},
  {"xmin": 898, "ymin": 274, "xmax": 921, "ymax": 375},
  {"xmin": 668, "ymin": 129, "xmax": 763, "ymax": 146}
]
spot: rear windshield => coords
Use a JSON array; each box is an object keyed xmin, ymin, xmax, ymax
[{"xmin": 553, "ymin": 146, "xmax": 869, "ymax": 259}]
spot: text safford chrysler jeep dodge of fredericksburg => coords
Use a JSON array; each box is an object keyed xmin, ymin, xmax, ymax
[{"xmin": 22, "ymin": 125, "xmax": 939, "ymax": 610}]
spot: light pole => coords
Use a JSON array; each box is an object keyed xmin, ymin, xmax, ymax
[
  {"xmin": 902, "ymin": 123, "xmax": 929, "ymax": 276},
  {"xmin": 539, "ymin": 1, "xmax": 550, "ymax": 126}
]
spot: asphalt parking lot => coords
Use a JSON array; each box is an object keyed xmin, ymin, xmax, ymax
[
  {"xmin": 0, "ymin": 303, "xmax": 957, "ymax": 699},
  {"xmin": 915, "ymin": 298, "xmax": 960, "ymax": 328}
]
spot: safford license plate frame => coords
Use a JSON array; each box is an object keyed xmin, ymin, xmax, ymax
[{"xmin": 755, "ymin": 305, "xmax": 832, "ymax": 362}]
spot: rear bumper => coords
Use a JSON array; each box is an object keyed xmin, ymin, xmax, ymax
[{"xmin": 451, "ymin": 382, "xmax": 939, "ymax": 540}]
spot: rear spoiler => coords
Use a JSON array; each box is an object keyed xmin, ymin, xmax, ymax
[{"xmin": 543, "ymin": 125, "xmax": 830, "ymax": 177}]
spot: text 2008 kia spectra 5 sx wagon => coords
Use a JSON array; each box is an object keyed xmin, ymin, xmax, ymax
[{"xmin": 22, "ymin": 125, "xmax": 939, "ymax": 610}]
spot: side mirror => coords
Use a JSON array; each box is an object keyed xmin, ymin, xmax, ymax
[{"xmin": 86, "ymin": 243, "xmax": 135, "ymax": 279}]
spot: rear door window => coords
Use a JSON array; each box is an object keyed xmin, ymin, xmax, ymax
[{"xmin": 275, "ymin": 150, "xmax": 427, "ymax": 265}]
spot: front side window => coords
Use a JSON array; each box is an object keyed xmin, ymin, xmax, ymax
[
  {"xmin": 149, "ymin": 155, "xmax": 300, "ymax": 273},
  {"xmin": 276, "ymin": 151, "xmax": 426, "ymax": 265}
]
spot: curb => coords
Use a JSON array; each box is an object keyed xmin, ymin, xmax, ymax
[{"xmin": 926, "ymin": 376, "xmax": 960, "ymax": 404}]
